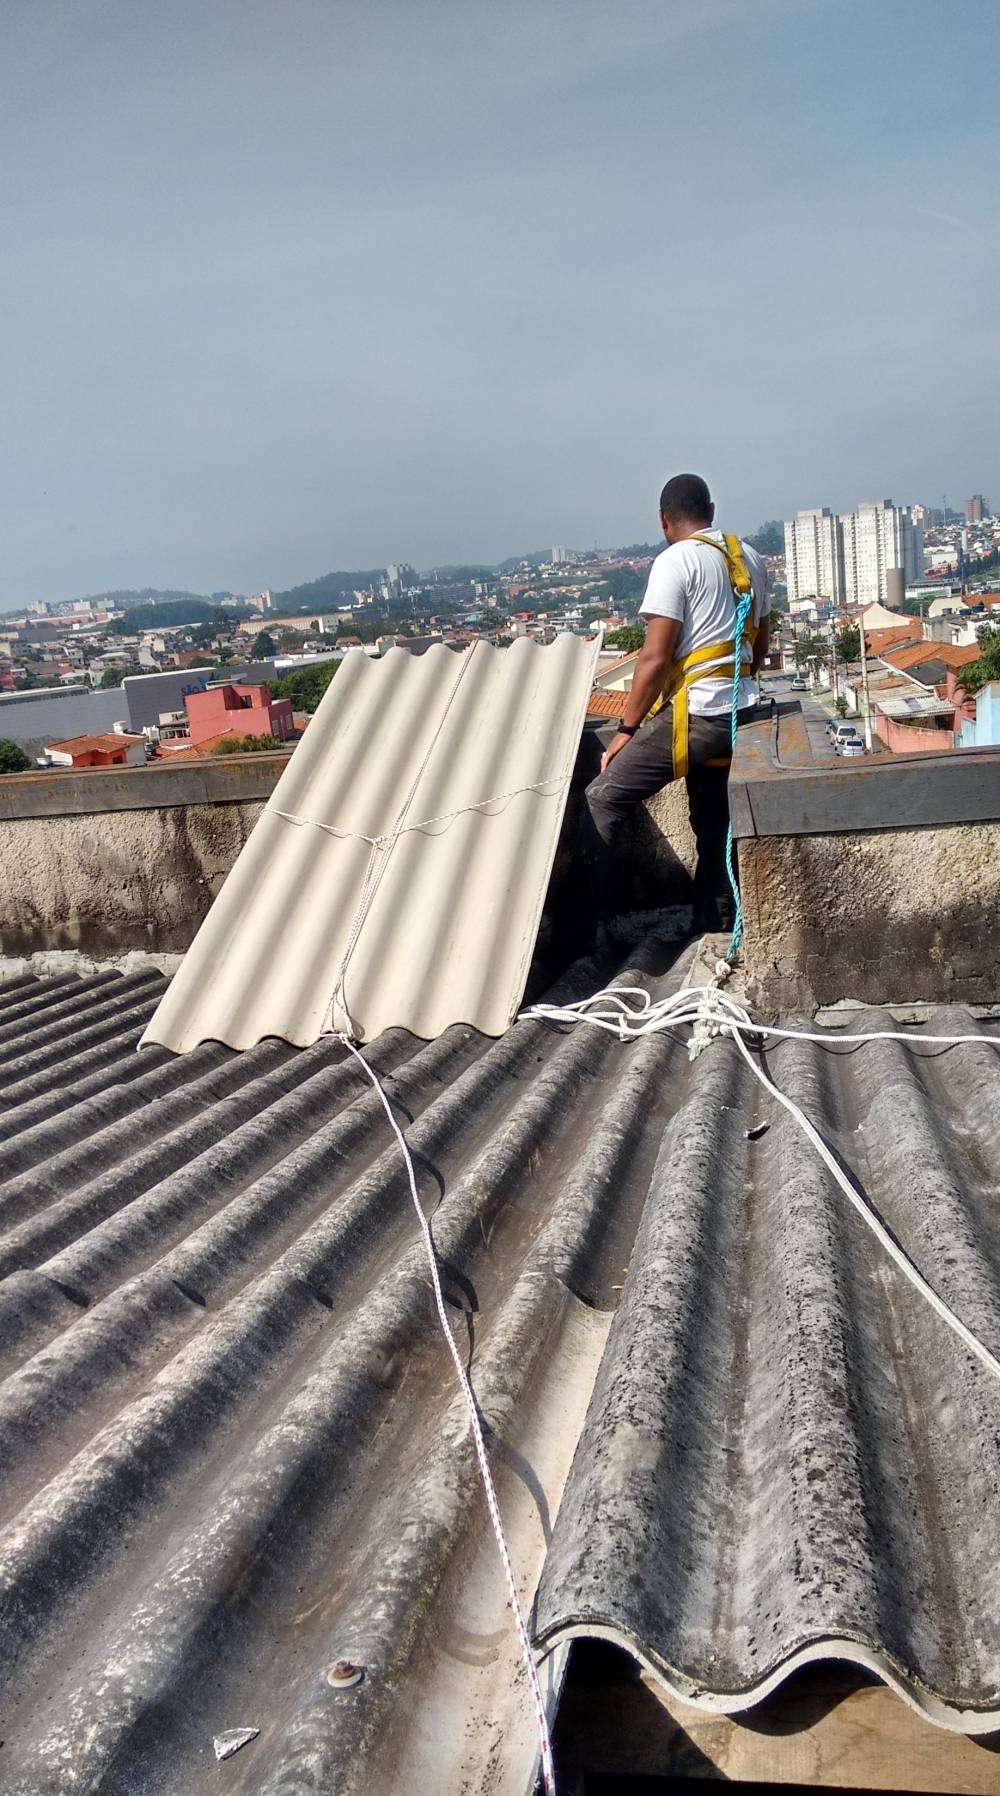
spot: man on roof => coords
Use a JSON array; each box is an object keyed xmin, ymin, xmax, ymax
[{"xmin": 567, "ymin": 473, "xmax": 770, "ymax": 950}]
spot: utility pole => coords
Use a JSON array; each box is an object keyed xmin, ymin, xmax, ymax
[{"xmin": 858, "ymin": 613, "xmax": 873, "ymax": 750}]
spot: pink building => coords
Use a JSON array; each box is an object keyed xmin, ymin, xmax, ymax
[{"xmin": 184, "ymin": 682, "xmax": 294, "ymax": 746}]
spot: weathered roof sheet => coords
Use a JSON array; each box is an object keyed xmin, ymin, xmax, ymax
[
  {"xmin": 3, "ymin": 955, "xmax": 1000, "ymax": 1795},
  {"xmin": 875, "ymin": 693, "xmax": 956, "ymax": 719},
  {"xmin": 141, "ymin": 635, "xmax": 599, "ymax": 1051}
]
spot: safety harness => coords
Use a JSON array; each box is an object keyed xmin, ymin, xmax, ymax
[{"xmin": 648, "ymin": 532, "xmax": 759, "ymax": 777}]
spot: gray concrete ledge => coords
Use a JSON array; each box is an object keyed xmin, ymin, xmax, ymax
[
  {"xmin": 730, "ymin": 702, "xmax": 1000, "ymax": 838},
  {"xmin": 0, "ymin": 751, "xmax": 291, "ymax": 821}
]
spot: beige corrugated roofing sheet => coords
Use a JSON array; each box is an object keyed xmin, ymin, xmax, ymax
[{"xmin": 141, "ymin": 634, "xmax": 599, "ymax": 1050}]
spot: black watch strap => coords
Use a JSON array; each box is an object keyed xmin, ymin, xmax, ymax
[{"xmin": 617, "ymin": 720, "xmax": 638, "ymax": 736}]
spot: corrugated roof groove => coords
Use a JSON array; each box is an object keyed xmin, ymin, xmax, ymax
[
  {"xmin": 0, "ymin": 1037, "xmax": 318, "ymax": 1236},
  {"xmin": 0, "ymin": 946, "xmax": 686, "ymax": 1788},
  {"xmin": 535, "ymin": 1018, "xmax": 1000, "ymax": 1724},
  {"xmin": 0, "ymin": 1031, "xmax": 177, "ymax": 1136},
  {"xmin": 0, "ymin": 1024, "xmax": 476, "ymax": 1379},
  {"xmin": 245, "ymin": 968, "xmax": 701, "ymax": 1795},
  {"xmin": 4, "ymin": 961, "xmax": 1000, "ymax": 1784},
  {"xmin": 0, "ymin": 953, "xmax": 692, "ymax": 1795},
  {"xmin": 248, "ymin": 1208, "xmax": 598, "ymax": 1796},
  {"xmin": 0, "ymin": 967, "xmax": 606, "ymax": 1557},
  {"xmin": 0, "ymin": 969, "xmax": 138, "ymax": 1033},
  {"xmin": 0, "ymin": 1035, "xmax": 294, "ymax": 1180},
  {"xmin": 0, "ymin": 980, "xmax": 168, "ymax": 1093},
  {"xmin": 0, "ymin": 969, "xmax": 167, "ymax": 1066},
  {"xmin": 0, "ymin": 1030, "xmax": 434, "ymax": 1277},
  {"xmin": 0, "ymin": 974, "xmax": 46, "ymax": 1009}
]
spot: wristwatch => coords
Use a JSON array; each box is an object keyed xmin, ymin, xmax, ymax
[{"xmin": 617, "ymin": 721, "xmax": 638, "ymax": 736}]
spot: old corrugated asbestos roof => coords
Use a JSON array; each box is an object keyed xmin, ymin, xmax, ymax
[
  {"xmin": 3, "ymin": 950, "xmax": 1000, "ymax": 1791},
  {"xmin": 142, "ymin": 634, "xmax": 599, "ymax": 1052}
]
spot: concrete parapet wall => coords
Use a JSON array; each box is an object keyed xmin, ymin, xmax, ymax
[
  {"xmin": 0, "ymin": 754, "xmax": 287, "ymax": 958},
  {"xmin": 740, "ymin": 823, "xmax": 1000, "ymax": 1014},
  {"xmin": 0, "ymin": 734, "xmax": 701, "ymax": 963},
  {"xmin": 1, "ymin": 799, "xmax": 268, "ymax": 957}
]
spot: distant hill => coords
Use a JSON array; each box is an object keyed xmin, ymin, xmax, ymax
[
  {"xmin": 78, "ymin": 587, "xmax": 221, "ymax": 608},
  {"xmin": 496, "ymin": 552, "xmax": 548, "ymax": 571},
  {"xmin": 109, "ymin": 597, "xmax": 251, "ymax": 634},
  {"xmin": 273, "ymin": 570, "xmax": 383, "ymax": 611}
]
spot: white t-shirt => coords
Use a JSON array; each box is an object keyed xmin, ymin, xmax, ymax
[{"xmin": 639, "ymin": 529, "xmax": 771, "ymax": 715}]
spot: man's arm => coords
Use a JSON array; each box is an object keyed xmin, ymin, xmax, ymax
[
  {"xmin": 750, "ymin": 612, "xmax": 770, "ymax": 675},
  {"xmin": 599, "ymin": 615, "xmax": 681, "ymax": 772}
]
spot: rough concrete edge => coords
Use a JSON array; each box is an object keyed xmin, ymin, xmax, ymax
[
  {"xmin": 815, "ymin": 1000, "xmax": 1000, "ymax": 1024},
  {"xmin": 0, "ymin": 949, "xmax": 185, "ymax": 982}
]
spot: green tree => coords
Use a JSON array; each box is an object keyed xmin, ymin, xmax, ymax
[
  {"xmin": 836, "ymin": 624, "xmax": 861, "ymax": 661},
  {"xmin": 747, "ymin": 521, "xmax": 785, "ymax": 555},
  {"xmin": 600, "ymin": 567, "xmax": 649, "ymax": 609},
  {"xmin": 794, "ymin": 633, "xmax": 827, "ymax": 668},
  {"xmin": 0, "ymin": 738, "xmax": 32, "ymax": 774},
  {"xmin": 250, "ymin": 630, "xmax": 278, "ymax": 658},
  {"xmin": 960, "ymin": 623, "xmax": 1000, "ymax": 695},
  {"xmin": 605, "ymin": 624, "xmax": 645, "ymax": 653},
  {"xmin": 99, "ymin": 666, "xmax": 138, "ymax": 688},
  {"xmin": 833, "ymin": 696, "xmax": 848, "ymax": 718},
  {"xmin": 212, "ymin": 733, "xmax": 285, "ymax": 755},
  {"xmin": 271, "ymin": 659, "xmax": 340, "ymax": 713}
]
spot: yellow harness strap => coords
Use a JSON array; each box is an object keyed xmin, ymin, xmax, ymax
[{"xmin": 647, "ymin": 533, "xmax": 757, "ymax": 779}]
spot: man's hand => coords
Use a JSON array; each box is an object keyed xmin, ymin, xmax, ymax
[{"xmin": 600, "ymin": 730, "xmax": 634, "ymax": 773}]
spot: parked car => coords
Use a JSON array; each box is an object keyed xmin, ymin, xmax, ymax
[
  {"xmin": 790, "ymin": 677, "xmax": 807, "ymax": 691},
  {"xmin": 837, "ymin": 739, "xmax": 865, "ymax": 757},
  {"xmin": 827, "ymin": 719, "xmax": 860, "ymax": 742}
]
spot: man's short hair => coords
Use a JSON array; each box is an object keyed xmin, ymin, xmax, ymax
[{"xmin": 659, "ymin": 473, "xmax": 713, "ymax": 524}]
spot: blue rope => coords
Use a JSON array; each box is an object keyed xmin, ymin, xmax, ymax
[{"xmin": 724, "ymin": 589, "xmax": 755, "ymax": 964}]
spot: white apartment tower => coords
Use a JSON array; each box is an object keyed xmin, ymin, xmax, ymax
[
  {"xmin": 784, "ymin": 509, "xmax": 844, "ymax": 606},
  {"xmin": 839, "ymin": 501, "xmax": 924, "ymax": 607}
]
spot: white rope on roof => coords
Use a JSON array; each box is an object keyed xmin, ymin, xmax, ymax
[{"xmin": 521, "ymin": 973, "xmax": 1000, "ymax": 1387}]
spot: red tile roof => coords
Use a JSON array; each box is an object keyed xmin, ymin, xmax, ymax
[
  {"xmin": 587, "ymin": 689, "xmax": 629, "ymax": 718},
  {"xmin": 48, "ymin": 733, "xmax": 144, "ymax": 755},
  {"xmin": 881, "ymin": 640, "xmax": 981, "ymax": 673},
  {"xmin": 865, "ymin": 627, "xmax": 920, "ymax": 655}
]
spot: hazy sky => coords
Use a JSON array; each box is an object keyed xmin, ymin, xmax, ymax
[{"xmin": 2, "ymin": 0, "xmax": 998, "ymax": 604}]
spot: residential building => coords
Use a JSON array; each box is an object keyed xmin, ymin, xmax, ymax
[
  {"xmin": 787, "ymin": 503, "xmax": 924, "ymax": 609},
  {"xmin": 959, "ymin": 680, "xmax": 1000, "ymax": 747},
  {"xmin": 185, "ymin": 681, "xmax": 295, "ymax": 746},
  {"xmin": 43, "ymin": 730, "xmax": 147, "ymax": 769},
  {"xmin": 840, "ymin": 501, "xmax": 924, "ymax": 606},
  {"xmin": 783, "ymin": 509, "xmax": 844, "ymax": 606},
  {"xmin": 122, "ymin": 664, "xmax": 276, "ymax": 732},
  {"xmin": 965, "ymin": 496, "xmax": 990, "ymax": 523}
]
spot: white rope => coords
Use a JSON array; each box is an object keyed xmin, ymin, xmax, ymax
[
  {"xmin": 269, "ymin": 774, "xmax": 568, "ymax": 849},
  {"xmin": 336, "ymin": 1034, "xmax": 557, "ymax": 1796},
  {"xmin": 520, "ymin": 980, "xmax": 1000, "ymax": 1384}
]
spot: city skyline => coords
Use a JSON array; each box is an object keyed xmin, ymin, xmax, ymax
[
  {"xmin": 3, "ymin": 0, "xmax": 999, "ymax": 607},
  {"xmin": 3, "ymin": 481, "xmax": 996, "ymax": 618}
]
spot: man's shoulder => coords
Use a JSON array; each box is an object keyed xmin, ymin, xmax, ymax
[
  {"xmin": 654, "ymin": 537, "xmax": 707, "ymax": 572},
  {"xmin": 739, "ymin": 538, "xmax": 766, "ymax": 573}
]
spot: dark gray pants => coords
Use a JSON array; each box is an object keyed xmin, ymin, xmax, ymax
[{"xmin": 571, "ymin": 702, "xmax": 757, "ymax": 942}]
